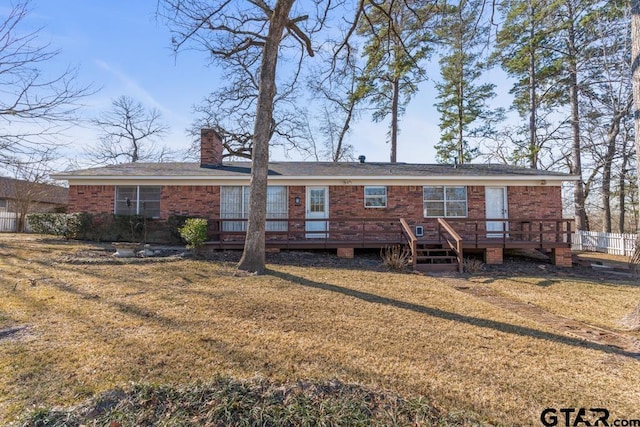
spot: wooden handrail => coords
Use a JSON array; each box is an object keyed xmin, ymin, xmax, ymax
[
  {"xmin": 443, "ymin": 218, "xmax": 574, "ymax": 247},
  {"xmin": 437, "ymin": 218, "xmax": 464, "ymax": 273},
  {"xmin": 399, "ymin": 218, "xmax": 417, "ymax": 271}
]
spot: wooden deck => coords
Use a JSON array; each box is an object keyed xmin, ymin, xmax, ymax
[{"xmin": 204, "ymin": 217, "xmax": 573, "ymax": 260}]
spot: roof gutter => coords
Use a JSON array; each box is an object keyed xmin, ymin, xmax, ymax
[{"xmin": 52, "ymin": 174, "xmax": 579, "ymax": 185}]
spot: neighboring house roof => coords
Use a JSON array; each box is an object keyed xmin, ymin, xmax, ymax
[
  {"xmin": 52, "ymin": 162, "xmax": 577, "ymax": 185},
  {"xmin": 0, "ymin": 176, "xmax": 69, "ymax": 205}
]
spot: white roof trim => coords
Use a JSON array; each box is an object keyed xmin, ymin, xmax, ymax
[{"xmin": 56, "ymin": 174, "xmax": 574, "ymax": 187}]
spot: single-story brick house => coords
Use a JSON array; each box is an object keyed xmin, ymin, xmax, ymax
[{"xmin": 52, "ymin": 129, "xmax": 577, "ymax": 270}]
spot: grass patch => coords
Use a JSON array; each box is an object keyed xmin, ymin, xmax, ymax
[
  {"xmin": 22, "ymin": 377, "xmax": 469, "ymax": 426},
  {"xmin": 470, "ymin": 273, "xmax": 640, "ymax": 331},
  {"xmin": 1, "ymin": 234, "xmax": 640, "ymax": 426}
]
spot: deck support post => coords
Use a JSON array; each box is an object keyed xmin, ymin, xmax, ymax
[
  {"xmin": 337, "ymin": 247, "xmax": 354, "ymax": 259},
  {"xmin": 484, "ymin": 248, "xmax": 503, "ymax": 264},
  {"xmin": 550, "ymin": 247, "xmax": 572, "ymax": 267}
]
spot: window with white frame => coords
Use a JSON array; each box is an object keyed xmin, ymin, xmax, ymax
[
  {"xmin": 364, "ymin": 186, "xmax": 387, "ymax": 208},
  {"xmin": 220, "ymin": 186, "xmax": 288, "ymax": 232},
  {"xmin": 0, "ymin": 199, "xmax": 7, "ymax": 212},
  {"xmin": 423, "ymin": 186, "xmax": 467, "ymax": 217},
  {"xmin": 115, "ymin": 186, "xmax": 161, "ymax": 218}
]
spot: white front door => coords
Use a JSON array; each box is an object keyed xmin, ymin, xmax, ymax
[
  {"xmin": 486, "ymin": 187, "xmax": 508, "ymax": 238},
  {"xmin": 306, "ymin": 186, "xmax": 329, "ymax": 238}
]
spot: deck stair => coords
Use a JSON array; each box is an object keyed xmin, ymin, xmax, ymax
[{"xmin": 413, "ymin": 243, "xmax": 459, "ymax": 272}]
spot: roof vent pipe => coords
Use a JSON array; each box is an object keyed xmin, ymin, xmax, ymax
[
  {"xmin": 454, "ymin": 157, "xmax": 458, "ymax": 168},
  {"xmin": 358, "ymin": 155, "xmax": 366, "ymax": 164}
]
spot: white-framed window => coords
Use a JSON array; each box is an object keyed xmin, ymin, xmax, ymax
[
  {"xmin": 115, "ymin": 186, "xmax": 161, "ymax": 218},
  {"xmin": 0, "ymin": 199, "xmax": 7, "ymax": 212},
  {"xmin": 364, "ymin": 186, "xmax": 387, "ymax": 208},
  {"xmin": 423, "ymin": 186, "xmax": 467, "ymax": 218},
  {"xmin": 220, "ymin": 186, "xmax": 288, "ymax": 232}
]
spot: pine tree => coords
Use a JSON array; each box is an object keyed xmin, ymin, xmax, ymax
[
  {"xmin": 434, "ymin": 0, "xmax": 501, "ymax": 164},
  {"xmin": 494, "ymin": 0, "xmax": 563, "ymax": 169},
  {"xmin": 356, "ymin": 0, "xmax": 435, "ymax": 162}
]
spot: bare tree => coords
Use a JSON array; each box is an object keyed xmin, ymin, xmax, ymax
[
  {"xmin": 161, "ymin": 0, "xmax": 319, "ymax": 273},
  {"xmin": 306, "ymin": 47, "xmax": 361, "ymax": 162},
  {"xmin": 86, "ymin": 96, "xmax": 171, "ymax": 165},
  {"xmin": 9, "ymin": 149, "xmax": 60, "ymax": 232},
  {"xmin": 579, "ymin": 3, "xmax": 633, "ymax": 232},
  {"xmin": 631, "ymin": 0, "xmax": 640, "ymax": 268},
  {"xmin": 162, "ymin": 0, "xmax": 444, "ymax": 272},
  {"xmin": 0, "ymin": 1, "xmax": 92, "ymax": 166},
  {"xmin": 184, "ymin": 89, "xmax": 312, "ymax": 162},
  {"xmin": 617, "ymin": 122, "xmax": 636, "ymax": 233}
]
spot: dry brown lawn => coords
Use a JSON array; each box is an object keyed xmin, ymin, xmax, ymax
[{"xmin": 1, "ymin": 234, "xmax": 639, "ymax": 426}]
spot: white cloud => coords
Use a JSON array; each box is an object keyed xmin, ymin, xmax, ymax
[{"xmin": 94, "ymin": 59, "xmax": 170, "ymax": 115}]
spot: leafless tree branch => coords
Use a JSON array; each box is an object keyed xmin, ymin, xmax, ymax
[
  {"xmin": 0, "ymin": 1, "xmax": 94, "ymax": 165},
  {"xmin": 85, "ymin": 96, "xmax": 172, "ymax": 165}
]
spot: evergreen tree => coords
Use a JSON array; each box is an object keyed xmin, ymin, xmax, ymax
[
  {"xmin": 356, "ymin": 0, "xmax": 435, "ymax": 162},
  {"xmin": 434, "ymin": 0, "xmax": 501, "ymax": 164},
  {"xmin": 494, "ymin": 0, "xmax": 563, "ymax": 169}
]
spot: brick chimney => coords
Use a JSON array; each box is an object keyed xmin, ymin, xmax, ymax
[{"xmin": 200, "ymin": 128, "xmax": 224, "ymax": 167}]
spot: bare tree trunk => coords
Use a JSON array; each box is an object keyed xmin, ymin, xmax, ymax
[
  {"xmin": 631, "ymin": 0, "xmax": 640, "ymax": 268},
  {"xmin": 602, "ymin": 138, "xmax": 616, "ymax": 233},
  {"xmin": 17, "ymin": 212, "xmax": 26, "ymax": 233},
  {"xmin": 237, "ymin": 0, "xmax": 294, "ymax": 274},
  {"xmin": 457, "ymin": 63, "xmax": 464, "ymax": 164},
  {"xmin": 619, "ymin": 136, "xmax": 631, "ymax": 233},
  {"xmin": 569, "ymin": 70, "xmax": 586, "ymax": 230},
  {"xmin": 333, "ymin": 97, "xmax": 356, "ymax": 162},
  {"xmin": 390, "ymin": 76, "xmax": 400, "ymax": 163},
  {"xmin": 528, "ymin": 3, "xmax": 538, "ymax": 170},
  {"xmin": 602, "ymin": 110, "xmax": 625, "ymax": 232},
  {"xmin": 564, "ymin": 2, "xmax": 587, "ymax": 231}
]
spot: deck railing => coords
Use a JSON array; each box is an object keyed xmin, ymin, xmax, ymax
[
  {"xmin": 444, "ymin": 218, "xmax": 574, "ymax": 248},
  {"xmin": 437, "ymin": 218, "xmax": 464, "ymax": 272},
  {"xmin": 207, "ymin": 217, "xmax": 406, "ymax": 249},
  {"xmin": 202, "ymin": 217, "xmax": 573, "ymax": 250},
  {"xmin": 399, "ymin": 218, "xmax": 418, "ymax": 270}
]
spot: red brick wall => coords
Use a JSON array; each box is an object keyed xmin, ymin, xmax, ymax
[
  {"xmin": 507, "ymin": 186, "xmax": 562, "ymax": 219},
  {"xmin": 68, "ymin": 185, "xmax": 115, "ymax": 214},
  {"xmin": 288, "ymin": 186, "xmax": 305, "ymax": 219},
  {"xmin": 161, "ymin": 185, "xmax": 220, "ymax": 218},
  {"xmin": 67, "ymin": 183, "xmax": 564, "ymax": 225},
  {"xmin": 329, "ymin": 185, "xmax": 423, "ymax": 218},
  {"xmin": 467, "ymin": 186, "xmax": 485, "ymax": 218}
]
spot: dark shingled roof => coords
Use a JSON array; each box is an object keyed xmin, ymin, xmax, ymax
[
  {"xmin": 0, "ymin": 176, "xmax": 69, "ymax": 204},
  {"xmin": 56, "ymin": 161, "xmax": 574, "ymax": 178}
]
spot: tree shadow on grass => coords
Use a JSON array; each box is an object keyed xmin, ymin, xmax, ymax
[
  {"xmin": 48, "ymin": 281, "xmax": 180, "ymax": 328},
  {"xmin": 268, "ymin": 269, "xmax": 640, "ymax": 360}
]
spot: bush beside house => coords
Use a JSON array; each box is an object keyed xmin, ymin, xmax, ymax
[{"xmin": 27, "ymin": 212, "xmax": 198, "ymax": 244}]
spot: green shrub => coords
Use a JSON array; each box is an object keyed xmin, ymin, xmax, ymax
[
  {"xmin": 178, "ymin": 218, "xmax": 208, "ymax": 251},
  {"xmin": 27, "ymin": 213, "xmax": 92, "ymax": 239}
]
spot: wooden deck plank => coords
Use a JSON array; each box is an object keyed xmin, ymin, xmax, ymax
[{"xmin": 204, "ymin": 238, "xmax": 571, "ymax": 251}]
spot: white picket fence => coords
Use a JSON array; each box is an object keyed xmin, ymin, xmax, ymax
[
  {"xmin": 572, "ymin": 230, "xmax": 638, "ymax": 257},
  {"xmin": 0, "ymin": 212, "xmax": 31, "ymax": 233}
]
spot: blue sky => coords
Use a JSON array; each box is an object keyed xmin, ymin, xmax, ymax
[{"xmin": 16, "ymin": 0, "xmax": 513, "ymax": 167}]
